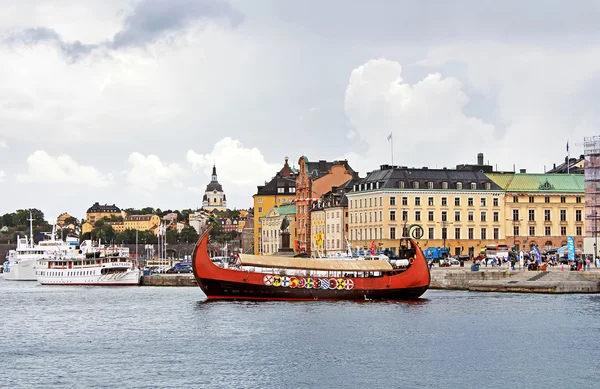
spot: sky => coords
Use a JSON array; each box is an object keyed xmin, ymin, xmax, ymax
[{"xmin": 1, "ymin": 0, "xmax": 600, "ymax": 221}]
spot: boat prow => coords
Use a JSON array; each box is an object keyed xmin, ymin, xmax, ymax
[{"xmin": 192, "ymin": 227, "xmax": 430, "ymax": 301}]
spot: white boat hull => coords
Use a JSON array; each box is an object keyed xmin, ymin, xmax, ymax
[
  {"xmin": 3, "ymin": 258, "xmax": 38, "ymax": 281},
  {"xmin": 37, "ymin": 268, "xmax": 141, "ymax": 286}
]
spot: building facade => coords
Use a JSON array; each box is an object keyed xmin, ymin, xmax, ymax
[
  {"xmin": 487, "ymin": 173, "xmax": 585, "ymax": 250},
  {"xmin": 241, "ymin": 213, "xmax": 254, "ymax": 254},
  {"xmin": 260, "ymin": 204, "xmax": 296, "ymax": 255},
  {"xmin": 85, "ymin": 202, "xmax": 122, "ymax": 224},
  {"xmin": 203, "ymin": 164, "xmax": 227, "ymax": 212},
  {"xmin": 347, "ymin": 165, "xmax": 505, "ymax": 256},
  {"xmin": 253, "ymin": 157, "xmax": 297, "ymax": 254},
  {"xmin": 108, "ymin": 214, "xmax": 161, "ymax": 234}
]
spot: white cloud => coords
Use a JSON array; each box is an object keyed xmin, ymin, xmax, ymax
[
  {"xmin": 188, "ymin": 186, "xmax": 202, "ymax": 193},
  {"xmin": 187, "ymin": 137, "xmax": 282, "ymax": 204},
  {"xmin": 126, "ymin": 152, "xmax": 186, "ymax": 192},
  {"xmin": 343, "ymin": 58, "xmax": 495, "ymax": 173},
  {"xmin": 0, "ymin": 139, "xmax": 7, "ymax": 148},
  {"xmin": 0, "ymin": 170, "xmax": 5, "ymax": 183},
  {"xmin": 16, "ymin": 150, "xmax": 113, "ymax": 186}
]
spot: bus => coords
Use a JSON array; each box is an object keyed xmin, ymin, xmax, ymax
[{"xmin": 484, "ymin": 244, "xmax": 509, "ymax": 260}]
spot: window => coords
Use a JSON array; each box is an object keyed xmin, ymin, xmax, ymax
[
  {"xmin": 402, "ymin": 210, "xmax": 408, "ymax": 221},
  {"xmin": 560, "ymin": 196, "xmax": 566, "ymax": 203},
  {"xmin": 485, "ymin": 183, "xmax": 491, "ymax": 190},
  {"xmin": 481, "ymin": 228, "xmax": 487, "ymax": 240},
  {"xmin": 415, "ymin": 197, "xmax": 421, "ymax": 206},
  {"xmin": 277, "ymin": 187, "xmax": 284, "ymax": 193},
  {"xmin": 402, "ymin": 227, "xmax": 408, "ymax": 237},
  {"xmin": 442, "ymin": 181, "xmax": 448, "ymax": 189},
  {"xmin": 560, "ymin": 209, "xmax": 567, "ymax": 222},
  {"xmin": 390, "ymin": 197, "xmax": 396, "ymax": 206},
  {"xmin": 493, "ymin": 198, "xmax": 499, "ymax": 207},
  {"xmin": 442, "ymin": 227, "xmax": 447, "ymax": 240},
  {"xmin": 454, "ymin": 228, "xmax": 461, "ymax": 239},
  {"xmin": 545, "ymin": 226, "xmax": 551, "ymax": 236},
  {"xmin": 544, "ymin": 210, "xmax": 551, "ymax": 221},
  {"xmin": 402, "ymin": 197, "xmax": 408, "ymax": 206},
  {"xmin": 428, "ymin": 211, "xmax": 434, "ymax": 222},
  {"xmin": 512, "ymin": 209, "xmax": 519, "ymax": 221},
  {"xmin": 493, "ymin": 228, "xmax": 499, "ymax": 240},
  {"xmin": 360, "ymin": 199, "xmax": 363, "ymax": 208},
  {"xmin": 468, "ymin": 198, "xmax": 474, "ymax": 207},
  {"xmin": 529, "ymin": 226, "xmax": 535, "ymax": 236},
  {"xmin": 374, "ymin": 212, "xmax": 377, "ymax": 222},
  {"xmin": 257, "ymin": 198, "xmax": 263, "ymax": 204},
  {"xmin": 399, "ymin": 181, "xmax": 405, "ymax": 188},
  {"xmin": 481, "ymin": 211, "xmax": 487, "ymax": 222},
  {"xmin": 545, "ymin": 196, "xmax": 550, "ymax": 203},
  {"xmin": 290, "ymin": 187, "xmax": 296, "ymax": 193},
  {"xmin": 471, "ymin": 182, "xmax": 477, "ymax": 190},
  {"xmin": 576, "ymin": 196, "xmax": 582, "ymax": 203},
  {"xmin": 480, "ymin": 197, "xmax": 487, "ymax": 207},
  {"xmin": 454, "ymin": 211, "xmax": 461, "ymax": 222},
  {"xmin": 428, "ymin": 197, "xmax": 434, "ymax": 206},
  {"xmin": 258, "ymin": 207, "xmax": 263, "ymax": 213},
  {"xmin": 468, "ymin": 211, "xmax": 474, "ymax": 222},
  {"xmin": 389, "ymin": 210, "xmax": 396, "ymax": 221},
  {"xmin": 576, "ymin": 209, "xmax": 582, "ymax": 222},
  {"xmin": 390, "ymin": 227, "xmax": 396, "ymax": 240},
  {"xmin": 456, "ymin": 182, "xmax": 463, "ymax": 190},
  {"xmin": 513, "ymin": 195, "xmax": 518, "ymax": 203},
  {"xmin": 529, "ymin": 196, "xmax": 534, "ymax": 203},
  {"xmin": 413, "ymin": 181, "xmax": 420, "ymax": 189},
  {"xmin": 455, "ymin": 197, "xmax": 460, "ymax": 206},
  {"xmin": 493, "ymin": 211, "xmax": 499, "ymax": 222},
  {"xmin": 428, "ymin": 227, "xmax": 435, "ymax": 239},
  {"xmin": 577, "ymin": 226, "xmax": 582, "ymax": 235},
  {"xmin": 415, "ymin": 211, "xmax": 421, "ymax": 221},
  {"xmin": 441, "ymin": 197, "xmax": 447, "ymax": 206},
  {"xmin": 560, "ymin": 226, "xmax": 567, "ymax": 236},
  {"xmin": 513, "ymin": 226, "xmax": 519, "ymax": 237},
  {"xmin": 528, "ymin": 209, "xmax": 535, "ymax": 222},
  {"xmin": 468, "ymin": 228, "xmax": 474, "ymax": 240},
  {"xmin": 369, "ymin": 198, "xmax": 372, "ymax": 207},
  {"xmin": 441, "ymin": 211, "xmax": 447, "ymax": 222},
  {"xmin": 428, "ymin": 181, "xmax": 433, "ymax": 189},
  {"xmin": 380, "ymin": 211, "xmax": 382, "ymax": 221}
]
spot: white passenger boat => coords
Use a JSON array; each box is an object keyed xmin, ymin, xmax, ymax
[{"xmin": 36, "ymin": 249, "xmax": 141, "ymax": 286}]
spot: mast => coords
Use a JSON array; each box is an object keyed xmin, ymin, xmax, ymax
[{"xmin": 28, "ymin": 210, "xmax": 34, "ymax": 247}]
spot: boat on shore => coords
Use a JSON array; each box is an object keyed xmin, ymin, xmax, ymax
[{"xmin": 192, "ymin": 227, "xmax": 430, "ymax": 301}]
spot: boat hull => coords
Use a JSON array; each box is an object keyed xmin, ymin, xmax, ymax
[
  {"xmin": 37, "ymin": 269, "xmax": 141, "ymax": 286},
  {"xmin": 3, "ymin": 259, "xmax": 37, "ymax": 281},
  {"xmin": 192, "ymin": 228, "xmax": 430, "ymax": 301}
]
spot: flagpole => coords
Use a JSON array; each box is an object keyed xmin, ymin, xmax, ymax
[
  {"xmin": 391, "ymin": 134, "xmax": 394, "ymax": 166},
  {"xmin": 567, "ymin": 140, "xmax": 570, "ymax": 174}
]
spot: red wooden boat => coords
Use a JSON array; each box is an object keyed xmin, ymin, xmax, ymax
[{"xmin": 192, "ymin": 227, "xmax": 430, "ymax": 301}]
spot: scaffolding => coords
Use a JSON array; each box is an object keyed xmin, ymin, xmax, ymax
[{"xmin": 584, "ymin": 136, "xmax": 600, "ymax": 258}]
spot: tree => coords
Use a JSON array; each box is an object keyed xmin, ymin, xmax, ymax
[
  {"xmin": 180, "ymin": 226, "xmax": 199, "ymax": 243},
  {"xmin": 165, "ymin": 229, "xmax": 179, "ymax": 244},
  {"xmin": 64, "ymin": 216, "xmax": 80, "ymax": 226},
  {"xmin": 1, "ymin": 213, "xmax": 14, "ymax": 227},
  {"xmin": 116, "ymin": 229, "xmax": 138, "ymax": 244},
  {"xmin": 93, "ymin": 224, "xmax": 115, "ymax": 243}
]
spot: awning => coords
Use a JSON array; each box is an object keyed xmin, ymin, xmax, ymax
[{"xmin": 240, "ymin": 254, "xmax": 393, "ymax": 271}]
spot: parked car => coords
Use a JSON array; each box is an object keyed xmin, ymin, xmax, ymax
[{"xmin": 166, "ymin": 264, "xmax": 192, "ymax": 274}]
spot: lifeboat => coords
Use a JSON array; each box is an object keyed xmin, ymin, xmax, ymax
[{"xmin": 192, "ymin": 227, "xmax": 430, "ymax": 301}]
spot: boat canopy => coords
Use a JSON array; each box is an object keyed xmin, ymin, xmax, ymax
[{"xmin": 240, "ymin": 254, "xmax": 393, "ymax": 272}]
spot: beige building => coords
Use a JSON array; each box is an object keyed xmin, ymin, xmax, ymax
[
  {"xmin": 260, "ymin": 204, "xmax": 296, "ymax": 255},
  {"xmin": 347, "ymin": 165, "xmax": 505, "ymax": 256},
  {"xmin": 487, "ymin": 173, "xmax": 585, "ymax": 250}
]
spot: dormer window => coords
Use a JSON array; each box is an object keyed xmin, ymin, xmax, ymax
[
  {"xmin": 413, "ymin": 181, "xmax": 419, "ymax": 189},
  {"xmin": 376, "ymin": 182, "xmax": 380, "ymax": 189},
  {"xmin": 456, "ymin": 182, "xmax": 463, "ymax": 190},
  {"xmin": 442, "ymin": 182, "xmax": 448, "ymax": 189},
  {"xmin": 399, "ymin": 181, "xmax": 405, "ymax": 188},
  {"xmin": 485, "ymin": 182, "xmax": 491, "ymax": 190},
  {"xmin": 471, "ymin": 182, "xmax": 476, "ymax": 190},
  {"xmin": 428, "ymin": 181, "xmax": 433, "ymax": 189}
]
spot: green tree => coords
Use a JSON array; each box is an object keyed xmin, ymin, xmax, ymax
[
  {"xmin": 1, "ymin": 213, "xmax": 14, "ymax": 227},
  {"xmin": 165, "ymin": 228, "xmax": 179, "ymax": 244},
  {"xmin": 141, "ymin": 207, "xmax": 155, "ymax": 215},
  {"xmin": 64, "ymin": 216, "xmax": 80, "ymax": 226},
  {"xmin": 116, "ymin": 229, "xmax": 138, "ymax": 244},
  {"xmin": 180, "ymin": 226, "xmax": 199, "ymax": 243},
  {"xmin": 93, "ymin": 223, "xmax": 115, "ymax": 243}
]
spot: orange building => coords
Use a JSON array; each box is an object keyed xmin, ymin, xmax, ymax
[{"xmin": 295, "ymin": 157, "xmax": 356, "ymax": 255}]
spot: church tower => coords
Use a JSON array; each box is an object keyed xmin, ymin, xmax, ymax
[{"xmin": 202, "ymin": 164, "xmax": 227, "ymax": 211}]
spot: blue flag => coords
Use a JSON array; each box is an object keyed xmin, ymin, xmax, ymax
[
  {"xmin": 566, "ymin": 141, "xmax": 569, "ymax": 153},
  {"xmin": 532, "ymin": 245, "xmax": 541, "ymax": 263},
  {"xmin": 387, "ymin": 133, "xmax": 392, "ymax": 141},
  {"xmin": 567, "ymin": 236, "xmax": 575, "ymax": 261}
]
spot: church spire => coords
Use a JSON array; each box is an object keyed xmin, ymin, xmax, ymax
[{"xmin": 211, "ymin": 163, "xmax": 217, "ymax": 181}]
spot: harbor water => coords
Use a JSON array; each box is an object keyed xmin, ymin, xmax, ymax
[{"xmin": 1, "ymin": 279, "xmax": 600, "ymax": 389}]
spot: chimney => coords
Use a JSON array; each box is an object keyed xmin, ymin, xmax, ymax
[
  {"xmin": 477, "ymin": 153, "xmax": 484, "ymax": 166},
  {"xmin": 519, "ymin": 169, "xmax": 527, "ymax": 174},
  {"xmin": 553, "ymin": 163, "xmax": 556, "ymax": 169}
]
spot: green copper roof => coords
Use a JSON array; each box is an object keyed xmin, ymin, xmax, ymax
[
  {"xmin": 275, "ymin": 204, "xmax": 297, "ymax": 215},
  {"xmin": 486, "ymin": 173, "xmax": 584, "ymax": 193}
]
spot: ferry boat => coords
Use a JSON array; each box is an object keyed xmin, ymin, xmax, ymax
[
  {"xmin": 36, "ymin": 247, "xmax": 140, "ymax": 286},
  {"xmin": 192, "ymin": 227, "xmax": 430, "ymax": 301}
]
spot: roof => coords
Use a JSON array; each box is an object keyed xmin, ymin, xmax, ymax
[
  {"xmin": 546, "ymin": 156, "xmax": 585, "ymax": 174},
  {"xmin": 353, "ymin": 166, "xmax": 502, "ymax": 191},
  {"xmin": 486, "ymin": 173, "xmax": 585, "ymax": 193},
  {"xmin": 125, "ymin": 214, "xmax": 156, "ymax": 221},
  {"xmin": 87, "ymin": 202, "xmax": 121, "ymax": 213},
  {"xmin": 302, "ymin": 158, "xmax": 356, "ymax": 179},
  {"xmin": 275, "ymin": 204, "xmax": 296, "ymax": 215},
  {"xmin": 255, "ymin": 172, "xmax": 297, "ymax": 196},
  {"xmin": 240, "ymin": 254, "xmax": 393, "ymax": 271}
]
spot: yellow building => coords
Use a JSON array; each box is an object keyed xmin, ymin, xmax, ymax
[
  {"xmin": 487, "ymin": 173, "xmax": 585, "ymax": 250},
  {"xmin": 56, "ymin": 212, "xmax": 74, "ymax": 228},
  {"xmin": 85, "ymin": 202, "xmax": 122, "ymax": 225},
  {"xmin": 253, "ymin": 157, "xmax": 297, "ymax": 254},
  {"xmin": 310, "ymin": 206, "xmax": 325, "ymax": 254},
  {"xmin": 260, "ymin": 204, "xmax": 296, "ymax": 254},
  {"xmin": 347, "ymin": 166, "xmax": 505, "ymax": 257},
  {"xmin": 109, "ymin": 214, "xmax": 161, "ymax": 234}
]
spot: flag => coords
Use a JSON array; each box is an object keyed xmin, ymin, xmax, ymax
[
  {"xmin": 387, "ymin": 133, "xmax": 392, "ymax": 141},
  {"xmin": 370, "ymin": 241, "xmax": 375, "ymax": 256},
  {"xmin": 532, "ymin": 245, "xmax": 541, "ymax": 263},
  {"xmin": 566, "ymin": 141, "xmax": 569, "ymax": 153},
  {"xmin": 567, "ymin": 236, "xmax": 575, "ymax": 261}
]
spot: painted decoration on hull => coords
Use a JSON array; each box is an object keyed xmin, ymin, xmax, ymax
[{"xmin": 263, "ymin": 275, "xmax": 354, "ymax": 290}]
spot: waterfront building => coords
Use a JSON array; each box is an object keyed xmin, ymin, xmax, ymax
[
  {"xmin": 108, "ymin": 214, "xmax": 161, "ymax": 234},
  {"xmin": 189, "ymin": 210, "xmax": 211, "ymax": 235},
  {"xmin": 253, "ymin": 157, "xmax": 297, "ymax": 254},
  {"xmin": 487, "ymin": 173, "xmax": 585, "ymax": 250},
  {"xmin": 202, "ymin": 164, "xmax": 227, "ymax": 212},
  {"xmin": 241, "ymin": 213, "xmax": 254, "ymax": 254},
  {"xmin": 82, "ymin": 202, "xmax": 123, "ymax": 234},
  {"xmin": 295, "ymin": 157, "xmax": 356, "ymax": 255},
  {"xmin": 347, "ymin": 165, "xmax": 504, "ymax": 257},
  {"xmin": 56, "ymin": 212, "xmax": 74, "ymax": 228},
  {"xmin": 260, "ymin": 204, "xmax": 296, "ymax": 255}
]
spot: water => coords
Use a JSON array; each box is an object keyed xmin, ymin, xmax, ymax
[{"xmin": 1, "ymin": 279, "xmax": 600, "ymax": 389}]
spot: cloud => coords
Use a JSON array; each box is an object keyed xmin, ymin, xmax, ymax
[
  {"xmin": 0, "ymin": 170, "xmax": 5, "ymax": 183},
  {"xmin": 187, "ymin": 137, "xmax": 282, "ymax": 204},
  {"xmin": 343, "ymin": 58, "xmax": 495, "ymax": 173},
  {"xmin": 0, "ymin": 139, "xmax": 7, "ymax": 148},
  {"xmin": 1, "ymin": 0, "xmax": 243, "ymax": 62},
  {"xmin": 16, "ymin": 150, "xmax": 113, "ymax": 186},
  {"xmin": 126, "ymin": 152, "xmax": 186, "ymax": 192}
]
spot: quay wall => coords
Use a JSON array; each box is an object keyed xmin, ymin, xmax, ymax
[
  {"xmin": 429, "ymin": 268, "xmax": 511, "ymax": 290},
  {"xmin": 140, "ymin": 274, "xmax": 197, "ymax": 286}
]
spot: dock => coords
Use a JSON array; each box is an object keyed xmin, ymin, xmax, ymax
[{"xmin": 140, "ymin": 274, "xmax": 196, "ymax": 286}]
